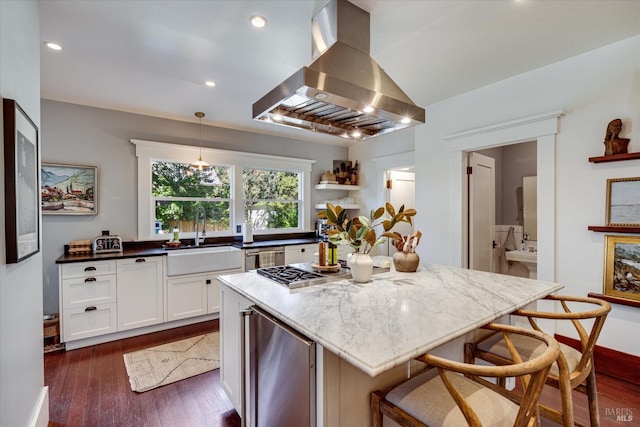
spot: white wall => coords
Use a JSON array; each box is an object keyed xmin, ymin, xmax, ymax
[
  {"xmin": 0, "ymin": 1, "xmax": 48, "ymax": 426},
  {"xmin": 358, "ymin": 36, "xmax": 640, "ymax": 357},
  {"xmin": 40, "ymin": 100, "xmax": 348, "ymax": 314}
]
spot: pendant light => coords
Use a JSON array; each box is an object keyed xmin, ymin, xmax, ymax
[{"xmin": 190, "ymin": 112, "xmax": 210, "ymax": 171}]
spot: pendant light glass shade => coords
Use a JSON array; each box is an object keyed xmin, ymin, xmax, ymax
[{"xmin": 190, "ymin": 112, "xmax": 210, "ymax": 171}]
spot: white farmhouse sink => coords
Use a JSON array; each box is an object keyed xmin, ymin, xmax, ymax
[
  {"xmin": 166, "ymin": 246, "xmax": 242, "ymax": 276},
  {"xmin": 505, "ymin": 250, "xmax": 537, "ymax": 279}
]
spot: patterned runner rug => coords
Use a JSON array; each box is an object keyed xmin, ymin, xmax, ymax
[{"xmin": 123, "ymin": 332, "xmax": 220, "ymax": 392}]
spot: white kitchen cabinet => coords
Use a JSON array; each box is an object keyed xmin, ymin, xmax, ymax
[
  {"xmin": 220, "ymin": 282, "xmax": 252, "ymax": 415},
  {"xmin": 116, "ymin": 256, "xmax": 164, "ymax": 331},
  {"xmin": 59, "ymin": 260, "xmax": 118, "ymax": 342},
  {"xmin": 166, "ymin": 268, "xmax": 242, "ymax": 322},
  {"xmin": 284, "ymin": 243, "xmax": 318, "ymax": 264}
]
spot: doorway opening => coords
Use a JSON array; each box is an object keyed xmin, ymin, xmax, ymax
[
  {"xmin": 443, "ymin": 110, "xmax": 561, "ymax": 282},
  {"xmin": 469, "ymin": 141, "xmax": 537, "ymax": 277},
  {"xmin": 384, "ymin": 168, "xmax": 415, "ymax": 256}
]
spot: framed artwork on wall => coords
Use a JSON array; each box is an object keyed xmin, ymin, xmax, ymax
[
  {"xmin": 41, "ymin": 163, "xmax": 97, "ymax": 215},
  {"xmin": 3, "ymin": 98, "xmax": 40, "ymax": 263},
  {"xmin": 606, "ymin": 177, "xmax": 640, "ymax": 227},
  {"xmin": 603, "ymin": 234, "xmax": 640, "ymax": 302}
]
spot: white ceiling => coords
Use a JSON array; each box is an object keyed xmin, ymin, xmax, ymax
[{"xmin": 39, "ymin": 0, "xmax": 640, "ymax": 146}]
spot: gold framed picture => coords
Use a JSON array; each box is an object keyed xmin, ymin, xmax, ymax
[
  {"xmin": 603, "ymin": 235, "xmax": 640, "ymax": 302},
  {"xmin": 605, "ymin": 177, "xmax": 640, "ymax": 227}
]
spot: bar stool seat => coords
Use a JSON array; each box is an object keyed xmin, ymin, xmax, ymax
[{"xmin": 372, "ymin": 322, "xmax": 560, "ymax": 427}]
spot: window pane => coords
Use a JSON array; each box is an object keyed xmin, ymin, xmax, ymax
[
  {"xmin": 152, "ymin": 162, "xmax": 230, "ymax": 198},
  {"xmin": 155, "ymin": 200, "xmax": 230, "ymax": 234},
  {"xmin": 243, "ymin": 168, "xmax": 299, "ymax": 200},
  {"xmin": 246, "ymin": 201, "xmax": 299, "ymax": 230}
]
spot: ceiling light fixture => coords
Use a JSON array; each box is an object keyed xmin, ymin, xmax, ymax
[
  {"xmin": 401, "ymin": 117, "xmax": 411, "ymax": 124},
  {"xmin": 190, "ymin": 112, "xmax": 210, "ymax": 171},
  {"xmin": 45, "ymin": 42, "xmax": 62, "ymax": 51},
  {"xmin": 362, "ymin": 105, "xmax": 374, "ymax": 113},
  {"xmin": 250, "ymin": 15, "xmax": 267, "ymax": 28},
  {"xmin": 205, "ymin": 80, "xmax": 216, "ymax": 87}
]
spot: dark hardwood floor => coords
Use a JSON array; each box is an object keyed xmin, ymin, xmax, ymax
[
  {"xmin": 45, "ymin": 320, "xmax": 240, "ymax": 427},
  {"xmin": 46, "ymin": 320, "xmax": 640, "ymax": 426}
]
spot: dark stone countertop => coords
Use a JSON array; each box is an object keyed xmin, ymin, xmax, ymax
[{"xmin": 56, "ymin": 235, "xmax": 322, "ymax": 264}]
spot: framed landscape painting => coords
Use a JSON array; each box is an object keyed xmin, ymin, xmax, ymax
[
  {"xmin": 606, "ymin": 177, "xmax": 640, "ymax": 227},
  {"xmin": 41, "ymin": 163, "xmax": 97, "ymax": 215},
  {"xmin": 3, "ymin": 99, "xmax": 40, "ymax": 263},
  {"xmin": 603, "ymin": 235, "xmax": 640, "ymax": 302}
]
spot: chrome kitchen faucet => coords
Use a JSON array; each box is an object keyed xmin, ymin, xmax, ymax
[{"xmin": 194, "ymin": 206, "xmax": 206, "ymax": 246}]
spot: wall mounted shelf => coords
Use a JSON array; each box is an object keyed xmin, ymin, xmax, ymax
[
  {"xmin": 588, "ymin": 226, "xmax": 640, "ymax": 233},
  {"xmin": 315, "ymin": 183, "xmax": 361, "ymax": 191},
  {"xmin": 315, "ymin": 203, "xmax": 359, "ymax": 210},
  {"xmin": 588, "ymin": 152, "xmax": 640, "ymax": 163},
  {"xmin": 588, "ymin": 292, "xmax": 640, "ymax": 308}
]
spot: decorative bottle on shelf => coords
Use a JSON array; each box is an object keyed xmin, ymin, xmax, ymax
[{"xmin": 172, "ymin": 227, "xmax": 180, "ymax": 242}]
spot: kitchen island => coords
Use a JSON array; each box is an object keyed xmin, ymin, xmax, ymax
[{"xmin": 218, "ymin": 263, "xmax": 563, "ymax": 426}]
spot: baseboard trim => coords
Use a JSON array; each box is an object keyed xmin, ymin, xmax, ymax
[
  {"xmin": 555, "ymin": 334, "xmax": 640, "ymax": 386},
  {"xmin": 29, "ymin": 386, "xmax": 49, "ymax": 427},
  {"xmin": 64, "ymin": 314, "xmax": 219, "ymax": 350}
]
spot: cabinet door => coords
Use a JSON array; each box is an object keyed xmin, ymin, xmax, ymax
[
  {"xmin": 207, "ymin": 276, "xmax": 221, "ymax": 314},
  {"xmin": 284, "ymin": 246, "xmax": 301, "ymax": 264},
  {"xmin": 299, "ymin": 244, "xmax": 318, "ymax": 263},
  {"xmin": 220, "ymin": 282, "xmax": 252, "ymax": 414},
  {"xmin": 167, "ymin": 275, "xmax": 208, "ymax": 321},
  {"xmin": 116, "ymin": 257, "xmax": 164, "ymax": 331},
  {"xmin": 285, "ymin": 244, "xmax": 318, "ymax": 265},
  {"xmin": 63, "ymin": 303, "xmax": 117, "ymax": 342},
  {"xmin": 62, "ymin": 274, "xmax": 117, "ymax": 309},
  {"xmin": 61, "ymin": 260, "xmax": 116, "ymax": 279}
]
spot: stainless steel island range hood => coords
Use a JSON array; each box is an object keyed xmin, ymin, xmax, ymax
[{"xmin": 252, "ymin": 0, "xmax": 425, "ymax": 141}]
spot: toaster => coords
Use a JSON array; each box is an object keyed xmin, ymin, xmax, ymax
[{"xmin": 92, "ymin": 235, "xmax": 123, "ymax": 253}]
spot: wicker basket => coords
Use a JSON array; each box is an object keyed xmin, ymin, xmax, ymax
[{"xmin": 43, "ymin": 314, "xmax": 60, "ymax": 341}]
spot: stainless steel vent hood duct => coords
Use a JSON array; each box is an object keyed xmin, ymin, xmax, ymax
[{"xmin": 252, "ymin": 0, "xmax": 425, "ymax": 141}]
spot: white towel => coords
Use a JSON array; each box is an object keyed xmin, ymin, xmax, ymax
[
  {"xmin": 503, "ymin": 226, "xmax": 517, "ymax": 251},
  {"xmin": 498, "ymin": 226, "xmax": 517, "ymax": 273},
  {"xmin": 258, "ymin": 251, "xmax": 275, "ymax": 268}
]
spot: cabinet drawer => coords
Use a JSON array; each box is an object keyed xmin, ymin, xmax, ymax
[
  {"xmin": 62, "ymin": 303, "xmax": 117, "ymax": 342},
  {"xmin": 61, "ymin": 260, "xmax": 116, "ymax": 279},
  {"xmin": 62, "ymin": 275, "xmax": 117, "ymax": 309}
]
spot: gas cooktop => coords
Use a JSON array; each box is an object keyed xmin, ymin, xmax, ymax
[{"xmin": 256, "ymin": 263, "xmax": 388, "ymax": 289}]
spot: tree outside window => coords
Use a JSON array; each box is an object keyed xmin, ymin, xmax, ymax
[
  {"xmin": 152, "ymin": 162, "xmax": 231, "ymax": 234},
  {"xmin": 243, "ymin": 168, "xmax": 300, "ymax": 230}
]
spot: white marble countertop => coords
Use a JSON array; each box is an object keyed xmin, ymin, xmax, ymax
[{"xmin": 218, "ymin": 263, "xmax": 563, "ymax": 377}]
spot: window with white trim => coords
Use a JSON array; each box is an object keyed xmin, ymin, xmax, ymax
[
  {"xmin": 152, "ymin": 161, "xmax": 232, "ymax": 234},
  {"xmin": 132, "ymin": 139, "xmax": 314, "ymax": 240},
  {"xmin": 243, "ymin": 168, "xmax": 301, "ymax": 230}
]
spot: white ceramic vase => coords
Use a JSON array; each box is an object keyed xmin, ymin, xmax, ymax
[{"xmin": 349, "ymin": 253, "xmax": 374, "ymax": 283}]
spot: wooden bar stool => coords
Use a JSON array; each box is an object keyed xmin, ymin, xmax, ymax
[
  {"xmin": 371, "ymin": 323, "xmax": 560, "ymax": 426},
  {"xmin": 465, "ymin": 295, "xmax": 611, "ymax": 427}
]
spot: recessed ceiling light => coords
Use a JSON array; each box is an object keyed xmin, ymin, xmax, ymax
[
  {"xmin": 273, "ymin": 114, "xmax": 283, "ymax": 122},
  {"xmin": 315, "ymin": 92, "xmax": 328, "ymax": 100},
  {"xmin": 401, "ymin": 117, "xmax": 411, "ymax": 124},
  {"xmin": 362, "ymin": 105, "xmax": 374, "ymax": 113},
  {"xmin": 45, "ymin": 42, "xmax": 62, "ymax": 51},
  {"xmin": 205, "ymin": 81, "xmax": 216, "ymax": 87},
  {"xmin": 250, "ymin": 15, "xmax": 267, "ymax": 28},
  {"xmin": 352, "ymin": 129, "xmax": 362, "ymax": 138}
]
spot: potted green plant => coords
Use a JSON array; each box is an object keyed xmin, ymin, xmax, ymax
[
  {"xmin": 386, "ymin": 230, "xmax": 422, "ymax": 272},
  {"xmin": 318, "ymin": 203, "xmax": 416, "ymax": 282}
]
